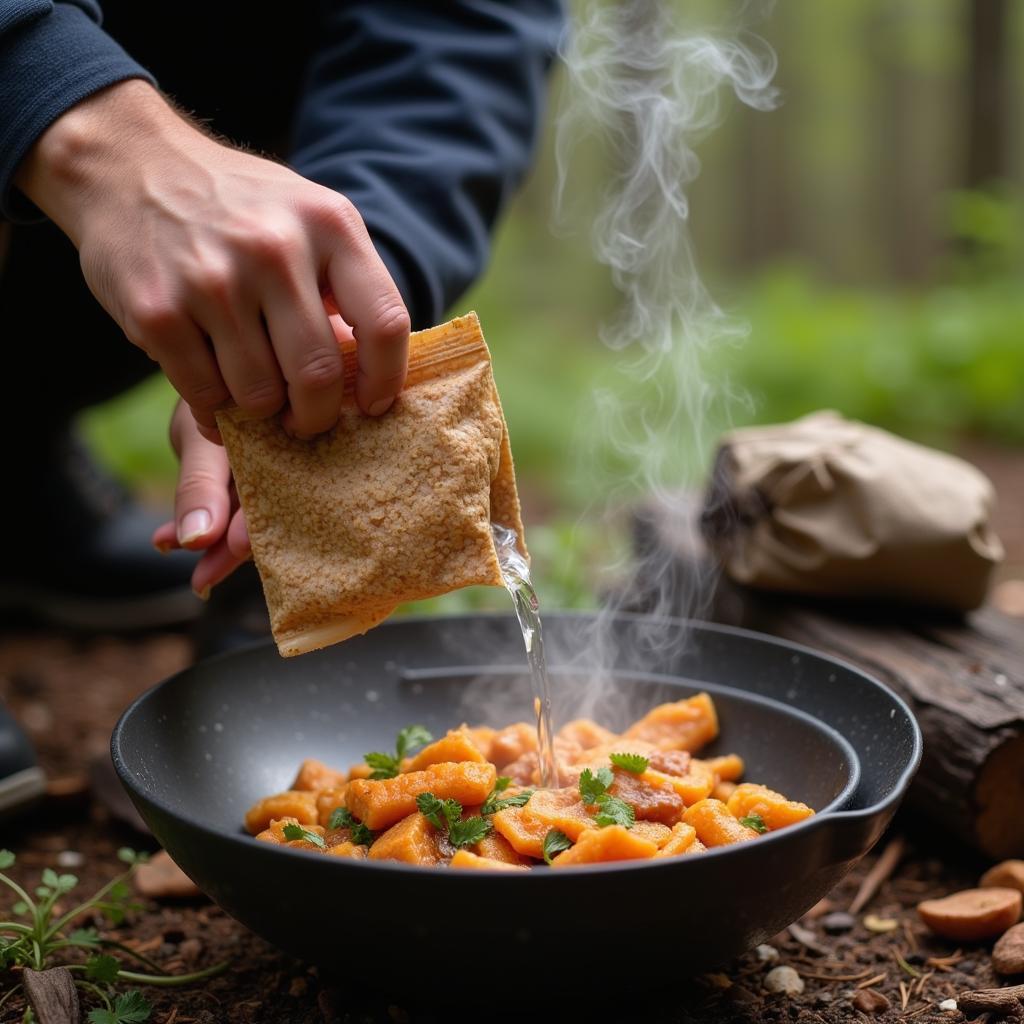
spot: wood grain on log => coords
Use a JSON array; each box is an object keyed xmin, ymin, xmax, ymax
[
  {"xmin": 629, "ymin": 505, "xmax": 1024, "ymax": 859},
  {"xmin": 22, "ymin": 967, "xmax": 79, "ymax": 1024}
]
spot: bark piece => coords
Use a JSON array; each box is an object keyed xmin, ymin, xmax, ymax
[
  {"xmin": 958, "ymin": 983, "xmax": 1024, "ymax": 1017},
  {"xmin": 135, "ymin": 849, "xmax": 202, "ymax": 899},
  {"xmin": 993, "ymin": 922, "xmax": 1024, "ymax": 976},
  {"xmin": 22, "ymin": 967, "xmax": 79, "ymax": 1024}
]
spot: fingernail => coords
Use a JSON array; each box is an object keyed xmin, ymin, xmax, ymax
[
  {"xmin": 368, "ymin": 397, "xmax": 394, "ymax": 417},
  {"xmin": 153, "ymin": 541, "xmax": 173, "ymax": 555},
  {"xmin": 178, "ymin": 509, "xmax": 212, "ymax": 545},
  {"xmin": 193, "ymin": 585, "xmax": 211, "ymax": 602}
]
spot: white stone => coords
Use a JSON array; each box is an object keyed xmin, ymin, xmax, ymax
[
  {"xmin": 755, "ymin": 944, "xmax": 780, "ymax": 963},
  {"xmin": 939, "ymin": 999, "xmax": 958, "ymax": 1012},
  {"xmin": 764, "ymin": 966, "xmax": 804, "ymax": 996}
]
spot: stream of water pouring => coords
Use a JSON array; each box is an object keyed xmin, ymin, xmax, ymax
[{"xmin": 492, "ymin": 524, "xmax": 558, "ymax": 788}]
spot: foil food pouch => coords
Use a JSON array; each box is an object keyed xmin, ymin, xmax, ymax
[
  {"xmin": 217, "ymin": 312, "xmax": 526, "ymax": 657},
  {"xmin": 701, "ymin": 410, "xmax": 1003, "ymax": 612}
]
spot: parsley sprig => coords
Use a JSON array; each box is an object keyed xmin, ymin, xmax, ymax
[
  {"xmin": 0, "ymin": 849, "xmax": 227, "ymax": 1023},
  {"xmin": 542, "ymin": 830, "xmax": 572, "ymax": 865},
  {"xmin": 415, "ymin": 793, "xmax": 492, "ymax": 848},
  {"xmin": 480, "ymin": 776, "xmax": 534, "ymax": 815},
  {"xmin": 578, "ymin": 768, "xmax": 636, "ymax": 829},
  {"xmin": 739, "ymin": 813, "xmax": 768, "ymax": 834},
  {"xmin": 609, "ymin": 752, "xmax": 650, "ymax": 774},
  {"xmin": 281, "ymin": 823, "xmax": 327, "ymax": 848},
  {"xmin": 327, "ymin": 807, "xmax": 374, "ymax": 846},
  {"xmin": 364, "ymin": 725, "xmax": 433, "ymax": 780}
]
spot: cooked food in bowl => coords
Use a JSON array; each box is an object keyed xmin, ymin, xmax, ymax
[{"xmin": 244, "ymin": 693, "xmax": 815, "ymax": 869}]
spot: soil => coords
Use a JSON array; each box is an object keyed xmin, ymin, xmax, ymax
[{"xmin": 2, "ymin": 442, "xmax": 1022, "ymax": 1024}]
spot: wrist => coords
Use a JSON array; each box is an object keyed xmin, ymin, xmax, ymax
[{"xmin": 14, "ymin": 80, "xmax": 179, "ymax": 241}]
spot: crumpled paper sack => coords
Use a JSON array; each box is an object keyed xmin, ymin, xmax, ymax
[
  {"xmin": 701, "ymin": 411, "xmax": 1003, "ymax": 611},
  {"xmin": 218, "ymin": 312, "xmax": 526, "ymax": 657}
]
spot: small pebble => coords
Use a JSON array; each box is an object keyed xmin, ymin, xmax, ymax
[
  {"xmin": 821, "ymin": 911, "xmax": 856, "ymax": 934},
  {"xmin": 852, "ymin": 988, "xmax": 891, "ymax": 1014},
  {"xmin": 992, "ymin": 921, "xmax": 1024, "ymax": 976},
  {"xmin": 939, "ymin": 998, "xmax": 958, "ymax": 1012},
  {"xmin": 815, "ymin": 991, "xmax": 834, "ymax": 1006},
  {"xmin": 863, "ymin": 914, "xmax": 899, "ymax": 933},
  {"xmin": 56, "ymin": 850, "xmax": 84, "ymax": 869},
  {"xmin": 756, "ymin": 944, "xmax": 780, "ymax": 962},
  {"xmin": 764, "ymin": 966, "xmax": 805, "ymax": 996},
  {"xmin": 958, "ymin": 959, "xmax": 976, "ymax": 973}
]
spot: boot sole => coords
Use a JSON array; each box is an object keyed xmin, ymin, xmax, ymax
[
  {"xmin": 0, "ymin": 584, "xmax": 202, "ymax": 631},
  {"xmin": 0, "ymin": 766, "xmax": 47, "ymax": 816}
]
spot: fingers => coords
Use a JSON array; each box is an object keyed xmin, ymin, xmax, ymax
[
  {"xmin": 191, "ymin": 507, "xmax": 251, "ymax": 598},
  {"xmin": 317, "ymin": 199, "xmax": 410, "ymax": 416},
  {"xmin": 169, "ymin": 403, "xmax": 233, "ymax": 549}
]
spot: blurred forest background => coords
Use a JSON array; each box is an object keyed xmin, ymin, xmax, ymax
[{"xmin": 84, "ymin": 0, "xmax": 1024, "ymax": 611}]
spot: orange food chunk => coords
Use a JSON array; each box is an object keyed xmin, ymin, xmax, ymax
[
  {"xmin": 646, "ymin": 760, "xmax": 715, "ymax": 805},
  {"xmin": 646, "ymin": 749, "xmax": 692, "ymax": 777},
  {"xmin": 623, "ymin": 693, "xmax": 719, "ymax": 753},
  {"xmin": 551, "ymin": 826, "xmax": 658, "ymax": 867},
  {"xmin": 572, "ymin": 738, "xmax": 657, "ymax": 768},
  {"xmin": 684, "ymin": 799, "xmax": 759, "ymax": 847},
  {"xmin": 555, "ymin": 719, "xmax": 618, "ymax": 752},
  {"xmin": 655, "ymin": 822, "xmax": 701, "ymax": 858},
  {"xmin": 489, "ymin": 723, "xmax": 538, "ymax": 768},
  {"xmin": 315, "ymin": 788, "xmax": 349, "ymax": 828},
  {"xmin": 518, "ymin": 788, "xmax": 595, "ymax": 841},
  {"xmin": 726, "ymin": 783, "xmax": 814, "ymax": 831},
  {"xmin": 609, "ymin": 767, "xmax": 685, "ymax": 825},
  {"xmin": 346, "ymin": 761, "xmax": 496, "ymax": 831},
  {"xmin": 401, "ymin": 727, "xmax": 487, "ymax": 772},
  {"xmin": 290, "ymin": 758, "xmax": 347, "ymax": 792},
  {"xmin": 325, "ymin": 842, "xmax": 367, "ymax": 860},
  {"xmin": 348, "ymin": 763, "xmax": 373, "ymax": 780},
  {"xmin": 450, "ymin": 849, "xmax": 528, "ymax": 871},
  {"xmin": 245, "ymin": 791, "xmax": 318, "ymax": 835},
  {"xmin": 367, "ymin": 813, "xmax": 448, "ymax": 866},
  {"xmin": 500, "ymin": 737, "xmax": 582, "ymax": 787},
  {"xmin": 473, "ymin": 831, "xmax": 531, "ymax": 866},
  {"xmin": 255, "ymin": 815, "xmax": 301, "ymax": 844},
  {"xmin": 705, "ymin": 753, "xmax": 745, "ymax": 783},
  {"xmin": 712, "ymin": 781, "xmax": 737, "ymax": 802},
  {"xmin": 466, "ymin": 726, "xmax": 497, "ymax": 760},
  {"xmin": 632, "ymin": 820, "xmax": 673, "ymax": 848},
  {"xmin": 490, "ymin": 805, "xmax": 550, "ymax": 859}
]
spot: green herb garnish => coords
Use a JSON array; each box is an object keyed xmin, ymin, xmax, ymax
[
  {"xmin": 542, "ymin": 830, "xmax": 573, "ymax": 865},
  {"xmin": 609, "ymin": 752, "xmax": 650, "ymax": 774},
  {"xmin": 364, "ymin": 724, "xmax": 434, "ymax": 779},
  {"xmin": 281, "ymin": 823, "xmax": 327, "ymax": 848},
  {"xmin": 593, "ymin": 795, "xmax": 636, "ymax": 829},
  {"xmin": 578, "ymin": 767, "xmax": 614, "ymax": 805},
  {"xmin": 481, "ymin": 776, "xmax": 534, "ymax": 815},
  {"xmin": 738, "ymin": 814, "xmax": 768, "ymax": 834},
  {"xmin": 326, "ymin": 807, "xmax": 374, "ymax": 846},
  {"xmin": 415, "ymin": 792, "xmax": 491, "ymax": 848},
  {"xmin": 0, "ymin": 849, "xmax": 226, "ymax": 1022}
]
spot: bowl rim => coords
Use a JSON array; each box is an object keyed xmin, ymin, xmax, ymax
[{"xmin": 111, "ymin": 611, "xmax": 922, "ymax": 878}]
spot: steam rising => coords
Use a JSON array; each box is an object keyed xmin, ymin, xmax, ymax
[{"xmin": 555, "ymin": 1, "xmax": 779, "ymax": 705}]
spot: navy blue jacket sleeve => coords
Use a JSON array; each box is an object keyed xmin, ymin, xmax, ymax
[
  {"xmin": 0, "ymin": 0, "xmax": 155, "ymax": 221},
  {"xmin": 289, "ymin": 1, "xmax": 565, "ymax": 328}
]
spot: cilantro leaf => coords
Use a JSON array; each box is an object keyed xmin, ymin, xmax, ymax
[
  {"xmin": 481, "ymin": 778, "xmax": 534, "ymax": 816},
  {"xmin": 0, "ymin": 850, "xmax": 14, "ymax": 870},
  {"xmin": 326, "ymin": 807, "xmax": 374, "ymax": 846},
  {"xmin": 363, "ymin": 751, "xmax": 400, "ymax": 780},
  {"xmin": 87, "ymin": 990, "xmax": 152, "ymax": 1024},
  {"xmin": 86, "ymin": 953, "xmax": 121, "ymax": 983},
  {"xmin": 281, "ymin": 823, "xmax": 326, "ymax": 848},
  {"xmin": 542, "ymin": 830, "xmax": 572, "ymax": 865},
  {"xmin": 593, "ymin": 794, "xmax": 635, "ymax": 829},
  {"xmin": 578, "ymin": 767, "xmax": 614, "ymax": 805},
  {"xmin": 739, "ymin": 814, "xmax": 768, "ymax": 834},
  {"xmin": 448, "ymin": 816, "xmax": 492, "ymax": 848},
  {"xmin": 493, "ymin": 776, "xmax": 512, "ymax": 795},
  {"xmin": 395, "ymin": 725, "xmax": 433, "ymax": 760},
  {"xmin": 609, "ymin": 752, "xmax": 650, "ymax": 774},
  {"xmin": 416, "ymin": 793, "xmax": 461, "ymax": 831}
]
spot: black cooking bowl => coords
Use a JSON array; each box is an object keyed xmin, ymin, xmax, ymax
[{"xmin": 112, "ymin": 613, "xmax": 920, "ymax": 985}]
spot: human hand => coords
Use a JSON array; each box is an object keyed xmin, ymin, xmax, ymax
[
  {"xmin": 152, "ymin": 400, "xmax": 250, "ymax": 598},
  {"xmin": 16, "ymin": 80, "xmax": 409, "ymax": 440}
]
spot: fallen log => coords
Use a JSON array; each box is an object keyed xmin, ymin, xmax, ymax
[{"xmin": 627, "ymin": 503, "xmax": 1024, "ymax": 860}]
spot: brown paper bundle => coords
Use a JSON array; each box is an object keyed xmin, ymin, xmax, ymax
[
  {"xmin": 702, "ymin": 411, "xmax": 1003, "ymax": 612},
  {"xmin": 217, "ymin": 312, "xmax": 526, "ymax": 657}
]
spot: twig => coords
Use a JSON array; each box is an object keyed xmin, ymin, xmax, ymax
[
  {"xmin": 899, "ymin": 980, "xmax": 910, "ymax": 1011},
  {"xmin": 857, "ymin": 972, "xmax": 888, "ymax": 989},
  {"xmin": 850, "ymin": 836, "xmax": 906, "ymax": 915},
  {"xmin": 898, "ymin": 1002, "xmax": 934, "ymax": 1020},
  {"xmin": 796, "ymin": 967, "xmax": 874, "ymax": 983}
]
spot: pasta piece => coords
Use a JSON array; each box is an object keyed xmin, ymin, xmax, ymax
[
  {"xmin": 684, "ymin": 799, "xmax": 759, "ymax": 847},
  {"xmin": 623, "ymin": 693, "xmax": 719, "ymax": 753},
  {"xmin": 704, "ymin": 753, "xmax": 745, "ymax": 783},
  {"xmin": 451, "ymin": 850, "xmax": 528, "ymax": 871},
  {"xmin": 473, "ymin": 831, "xmax": 531, "ymax": 866},
  {"xmin": 726, "ymin": 783, "xmax": 814, "ymax": 831},
  {"xmin": 290, "ymin": 758, "xmax": 347, "ymax": 792},
  {"xmin": 401, "ymin": 727, "xmax": 488, "ymax": 772},
  {"xmin": 631, "ymin": 820, "xmax": 673, "ymax": 848},
  {"xmin": 490, "ymin": 805, "xmax": 549, "ymax": 859},
  {"xmin": 550, "ymin": 826, "xmax": 658, "ymax": 867},
  {"xmin": 656, "ymin": 823, "xmax": 706, "ymax": 858},
  {"xmin": 245, "ymin": 791, "xmax": 318, "ymax": 835},
  {"xmin": 368, "ymin": 813, "xmax": 448, "ymax": 866}
]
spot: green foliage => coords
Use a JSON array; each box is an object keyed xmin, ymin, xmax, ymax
[
  {"xmin": 364, "ymin": 725, "xmax": 434, "ymax": 780},
  {"xmin": 481, "ymin": 777, "xmax": 534, "ymax": 815},
  {"xmin": 0, "ymin": 849, "xmax": 227, "ymax": 1021},
  {"xmin": 415, "ymin": 793, "xmax": 492, "ymax": 848},
  {"xmin": 281, "ymin": 824, "xmax": 326, "ymax": 848},
  {"xmin": 542, "ymin": 830, "xmax": 573, "ymax": 865},
  {"xmin": 739, "ymin": 814, "xmax": 768, "ymax": 834},
  {"xmin": 609, "ymin": 753, "xmax": 649, "ymax": 774},
  {"xmin": 326, "ymin": 808, "xmax": 374, "ymax": 846}
]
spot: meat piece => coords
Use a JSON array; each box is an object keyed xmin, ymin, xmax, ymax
[
  {"xmin": 623, "ymin": 693, "xmax": 719, "ymax": 753},
  {"xmin": 609, "ymin": 768, "xmax": 685, "ymax": 825}
]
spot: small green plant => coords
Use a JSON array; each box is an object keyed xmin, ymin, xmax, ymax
[{"xmin": 0, "ymin": 848, "xmax": 227, "ymax": 1023}]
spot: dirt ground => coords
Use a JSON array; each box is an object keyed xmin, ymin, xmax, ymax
[{"xmin": 1, "ymin": 442, "xmax": 1022, "ymax": 1023}]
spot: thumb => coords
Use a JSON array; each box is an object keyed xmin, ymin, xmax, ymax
[{"xmin": 171, "ymin": 404, "xmax": 232, "ymax": 549}]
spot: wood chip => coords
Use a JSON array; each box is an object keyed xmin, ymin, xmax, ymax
[
  {"xmin": 957, "ymin": 983, "xmax": 1024, "ymax": 1017},
  {"xmin": 135, "ymin": 850, "xmax": 202, "ymax": 900},
  {"xmin": 22, "ymin": 967, "xmax": 79, "ymax": 1024},
  {"xmin": 796, "ymin": 967, "xmax": 874, "ymax": 983},
  {"xmin": 851, "ymin": 836, "xmax": 906, "ymax": 915}
]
